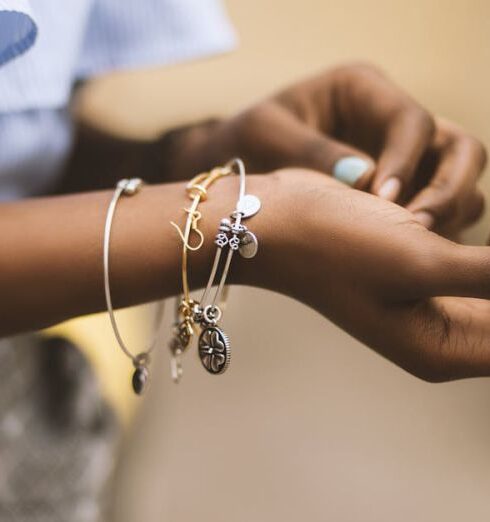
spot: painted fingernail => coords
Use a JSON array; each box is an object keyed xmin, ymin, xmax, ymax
[
  {"xmin": 333, "ymin": 156, "xmax": 373, "ymax": 187},
  {"xmin": 377, "ymin": 177, "xmax": 401, "ymax": 201},
  {"xmin": 413, "ymin": 210, "xmax": 435, "ymax": 229}
]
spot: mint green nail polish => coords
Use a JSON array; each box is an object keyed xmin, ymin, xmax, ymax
[{"xmin": 333, "ymin": 156, "xmax": 371, "ymax": 186}]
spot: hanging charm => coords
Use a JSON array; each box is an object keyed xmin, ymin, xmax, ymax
[
  {"xmin": 198, "ymin": 325, "xmax": 231, "ymax": 375},
  {"xmin": 193, "ymin": 159, "xmax": 262, "ymax": 376},
  {"xmin": 238, "ymin": 230, "xmax": 259, "ymax": 258},
  {"xmin": 132, "ymin": 353, "xmax": 150, "ymax": 395},
  {"xmin": 169, "ymin": 337, "xmax": 184, "ymax": 383},
  {"xmin": 236, "ymin": 193, "xmax": 262, "ymax": 218},
  {"xmin": 168, "ymin": 299, "xmax": 197, "ymax": 382},
  {"xmin": 104, "ymin": 178, "xmax": 165, "ymax": 396}
]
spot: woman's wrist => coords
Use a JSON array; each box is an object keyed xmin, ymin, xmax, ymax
[
  {"xmin": 186, "ymin": 173, "xmax": 276, "ymax": 291},
  {"xmin": 121, "ymin": 173, "xmax": 275, "ymax": 300}
]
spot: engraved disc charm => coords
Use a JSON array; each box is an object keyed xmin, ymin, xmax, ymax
[
  {"xmin": 198, "ymin": 326, "xmax": 231, "ymax": 375},
  {"xmin": 239, "ymin": 230, "xmax": 259, "ymax": 258},
  {"xmin": 236, "ymin": 194, "xmax": 261, "ymax": 219}
]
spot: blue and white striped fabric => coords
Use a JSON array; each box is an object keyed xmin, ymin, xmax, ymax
[
  {"xmin": 0, "ymin": 0, "xmax": 37, "ymax": 67},
  {"xmin": 0, "ymin": 0, "xmax": 236, "ymax": 199}
]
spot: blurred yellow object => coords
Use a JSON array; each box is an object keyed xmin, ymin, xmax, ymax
[{"xmin": 43, "ymin": 306, "xmax": 152, "ymax": 426}]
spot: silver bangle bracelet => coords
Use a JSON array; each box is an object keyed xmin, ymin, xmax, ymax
[
  {"xmin": 103, "ymin": 178, "xmax": 165, "ymax": 395},
  {"xmin": 194, "ymin": 158, "xmax": 262, "ymax": 375}
]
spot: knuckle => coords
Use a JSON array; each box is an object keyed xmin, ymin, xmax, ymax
[
  {"xmin": 232, "ymin": 102, "xmax": 280, "ymax": 147},
  {"xmin": 302, "ymin": 136, "xmax": 329, "ymax": 165},
  {"xmin": 237, "ymin": 102, "xmax": 270, "ymax": 129},
  {"xmin": 469, "ymin": 137, "xmax": 488, "ymax": 171},
  {"xmin": 463, "ymin": 189, "xmax": 485, "ymax": 226},
  {"xmin": 418, "ymin": 110, "xmax": 436, "ymax": 138},
  {"xmin": 392, "ymin": 243, "xmax": 440, "ymax": 293},
  {"xmin": 407, "ymin": 106, "xmax": 436, "ymax": 140},
  {"xmin": 404, "ymin": 303, "xmax": 459, "ymax": 383},
  {"xmin": 455, "ymin": 135, "xmax": 488, "ymax": 173},
  {"xmin": 422, "ymin": 183, "xmax": 459, "ymax": 222},
  {"xmin": 409, "ymin": 248, "xmax": 441, "ymax": 284}
]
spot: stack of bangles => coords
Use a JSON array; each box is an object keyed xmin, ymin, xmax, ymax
[{"xmin": 103, "ymin": 159, "xmax": 261, "ymax": 395}]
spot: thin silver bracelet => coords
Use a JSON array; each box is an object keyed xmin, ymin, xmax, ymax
[
  {"xmin": 193, "ymin": 158, "xmax": 261, "ymax": 375},
  {"xmin": 103, "ymin": 178, "xmax": 165, "ymax": 395}
]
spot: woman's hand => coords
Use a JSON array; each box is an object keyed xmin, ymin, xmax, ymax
[
  {"xmin": 172, "ymin": 63, "xmax": 487, "ymax": 237},
  {"xmin": 240, "ymin": 168, "xmax": 490, "ymax": 382}
]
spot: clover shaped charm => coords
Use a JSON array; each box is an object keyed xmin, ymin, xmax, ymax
[{"xmin": 198, "ymin": 326, "xmax": 231, "ymax": 375}]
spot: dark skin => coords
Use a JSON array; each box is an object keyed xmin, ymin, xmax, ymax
[
  {"xmin": 62, "ymin": 64, "xmax": 486, "ymax": 236},
  {"xmin": 156, "ymin": 63, "xmax": 487, "ymax": 236},
  {"xmin": 4, "ymin": 170, "xmax": 490, "ymax": 384},
  {"xmin": 2, "ymin": 63, "xmax": 489, "ymax": 382}
]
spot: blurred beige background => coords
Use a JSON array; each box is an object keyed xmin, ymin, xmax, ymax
[{"xmin": 76, "ymin": 1, "xmax": 490, "ymax": 521}]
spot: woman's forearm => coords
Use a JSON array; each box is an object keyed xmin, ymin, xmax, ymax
[{"xmin": 0, "ymin": 175, "xmax": 268, "ymax": 337}]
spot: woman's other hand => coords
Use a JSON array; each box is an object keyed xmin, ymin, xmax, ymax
[{"xmin": 173, "ymin": 63, "xmax": 486, "ymax": 237}]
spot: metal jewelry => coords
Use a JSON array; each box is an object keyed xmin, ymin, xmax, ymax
[
  {"xmin": 169, "ymin": 165, "xmax": 232, "ymax": 382},
  {"xmin": 194, "ymin": 158, "xmax": 261, "ymax": 375},
  {"xmin": 103, "ymin": 178, "xmax": 165, "ymax": 395}
]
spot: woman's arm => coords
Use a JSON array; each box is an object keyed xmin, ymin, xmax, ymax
[
  {"xmin": 0, "ymin": 174, "xmax": 270, "ymax": 336},
  {"xmin": 3, "ymin": 167, "xmax": 490, "ymax": 382}
]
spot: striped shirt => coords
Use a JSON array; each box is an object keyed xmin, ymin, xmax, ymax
[{"xmin": 0, "ymin": 0, "xmax": 236, "ymax": 199}]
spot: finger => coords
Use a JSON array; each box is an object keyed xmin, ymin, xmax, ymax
[
  {"xmin": 407, "ymin": 133, "xmax": 487, "ymax": 230},
  {"xmin": 398, "ymin": 297, "xmax": 490, "ymax": 381},
  {"xmin": 371, "ymin": 108, "xmax": 435, "ymax": 202},
  {"xmin": 346, "ymin": 279, "xmax": 490, "ymax": 381},
  {"xmin": 385, "ymin": 231, "xmax": 490, "ymax": 301},
  {"xmin": 241, "ymin": 102, "xmax": 376, "ymax": 189},
  {"xmin": 461, "ymin": 189, "xmax": 486, "ymax": 227},
  {"xmin": 421, "ymin": 242, "xmax": 490, "ymax": 301}
]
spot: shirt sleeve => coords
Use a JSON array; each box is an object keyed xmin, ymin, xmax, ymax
[
  {"xmin": 0, "ymin": 0, "xmax": 37, "ymax": 67},
  {"xmin": 76, "ymin": 0, "xmax": 237, "ymax": 78}
]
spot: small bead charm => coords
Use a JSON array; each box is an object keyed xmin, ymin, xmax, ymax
[
  {"xmin": 123, "ymin": 178, "xmax": 143, "ymax": 196},
  {"xmin": 132, "ymin": 366, "xmax": 149, "ymax": 395},
  {"xmin": 219, "ymin": 218, "xmax": 232, "ymax": 231}
]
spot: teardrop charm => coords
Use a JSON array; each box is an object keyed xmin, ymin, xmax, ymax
[{"xmin": 132, "ymin": 366, "xmax": 149, "ymax": 395}]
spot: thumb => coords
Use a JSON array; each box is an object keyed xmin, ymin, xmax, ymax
[{"xmin": 243, "ymin": 102, "xmax": 376, "ymax": 189}]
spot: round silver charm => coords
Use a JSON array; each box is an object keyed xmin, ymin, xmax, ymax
[
  {"xmin": 236, "ymin": 194, "xmax": 261, "ymax": 219},
  {"xmin": 198, "ymin": 326, "xmax": 231, "ymax": 375},
  {"xmin": 239, "ymin": 230, "xmax": 259, "ymax": 258}
]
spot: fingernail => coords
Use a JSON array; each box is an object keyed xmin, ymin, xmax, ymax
[
  {"xmin": 413, "ymin": 210, "xmax": 435, "ymax": 229},
  {"xmin": 333, "ymin": 156, "xmax": 373, "ymax": 187},
  {"xmin": 377, "ymin": 177, "xmax": 401, "ymax": 201}
]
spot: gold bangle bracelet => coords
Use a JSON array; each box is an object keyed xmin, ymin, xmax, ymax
[{"xmin": 169, "ymin": 164, "xmax": 232, "ymax": 381}]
